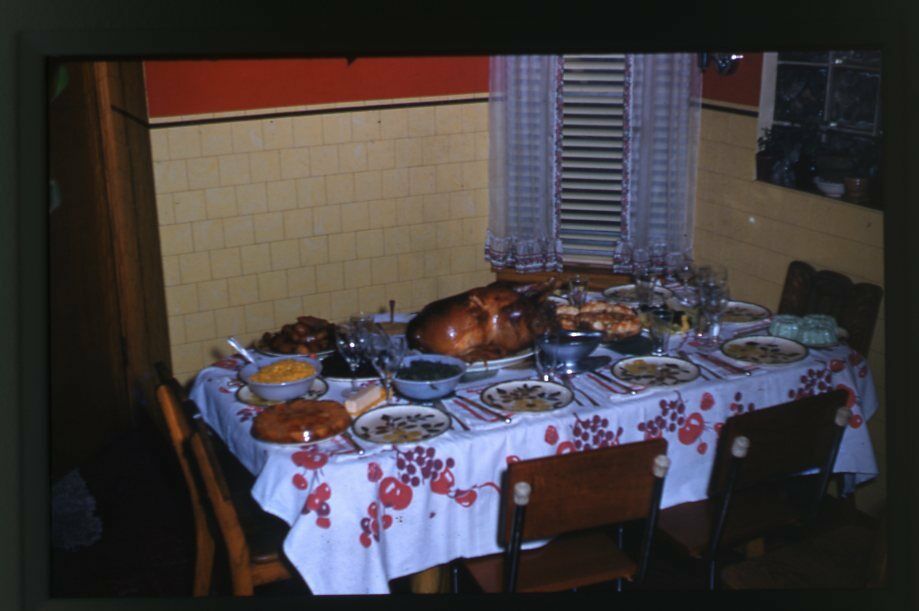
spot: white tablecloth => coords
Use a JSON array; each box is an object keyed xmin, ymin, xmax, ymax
[{"xmin": 189, "ymin": 331, "xmax": 878, "ymax": 594}]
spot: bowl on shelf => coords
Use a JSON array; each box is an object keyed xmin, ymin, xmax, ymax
[
  {"xmin": 393, "ymin": 354, "xmax": 467, "ymax": 401},
  {"xmin": 239, "ymin": 355, "xmax": 322, "ymax": 402},
  {"xmin": 814, "ymin": 178, "xmax": 845, "ymax": 198},
  {"xmin": 537, "ymin": 330, "xmax": 603, "ymax": 371}
]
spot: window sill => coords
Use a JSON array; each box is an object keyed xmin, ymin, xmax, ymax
[
  {"xmin": 493, "ymin": 265, "xmax": 631, "ymax": 291},
  {"xmin": 754, "ymin": 178, "xmax": 883, "ymax": 212}
]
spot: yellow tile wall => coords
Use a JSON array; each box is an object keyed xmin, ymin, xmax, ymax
[
  {"xmin": 694, "ymin": 107, "xmax": 886, "ymax": 515},
  {"xmin": 152, "ymin": 97, "xmax": 494, "ymax": 384}
]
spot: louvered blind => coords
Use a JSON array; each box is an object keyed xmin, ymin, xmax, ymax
[{"xmin": 559, "ymin": 54, "xmax": 627, "ymax": 266}]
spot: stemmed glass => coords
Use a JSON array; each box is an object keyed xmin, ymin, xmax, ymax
[
  {"xmin": 334, "ymin": 322, "xmax": 366, "ymax": 399},
  {"xmin": 366, "ymin": 327, "xmax": 407, "ymax": 405},
  {"xmin": 649, "ymin": 240, "xmax": 667, "ymax": 276}
]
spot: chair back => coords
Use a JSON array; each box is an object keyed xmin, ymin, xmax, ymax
[
  {"xmin": 187, "ymin": 411, "xmax": 256, "ymax": 595},
  {"xmin": 502, "ymin": 438, "xmax": 669, "ymax": 543},
  {"xmin": 708, "ymin": 389, "xmax": 850, "ymax": 497},
  {"xmin": 155, "ymin": 383, "xmax": 215, "ymax": 595},
  {"xmin": 777, "ymin": 260, "xmax": 882, "ymax": 356}
]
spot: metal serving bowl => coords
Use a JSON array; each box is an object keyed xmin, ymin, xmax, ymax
[{"xmin": 537, "ymin": 330, "xmax": 603, "ymax": 370}]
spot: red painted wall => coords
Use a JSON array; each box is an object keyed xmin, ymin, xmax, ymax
[
  {"xmin": 700, "ymin": 52, "xmax": 763, "ymax": 108},
  {"xmin": 144, "ymin": 57, "xmax": 489, "ymax": 118}
]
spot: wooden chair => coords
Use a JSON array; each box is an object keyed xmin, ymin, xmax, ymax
[
  {"xmin": 656, "ymin": 389, "xmax": 851, "ymax": 590},
  {"xmin": 778, "ymin": 260, "xmax": 883, "ymax": 357},
  {"xmin": 453, "ymin": 438, "xmax": 670, "ymax": 593},
  {"xmin": 720, "ymin": 511, "xmax": 886, "ymax": 589},
  {"xmin": 156, "ymin": 381, "xmax": 296, "ymax": 596},
  {"xmin": 155, "ymin": 383, "xmax": 215, "ymax": 596}
]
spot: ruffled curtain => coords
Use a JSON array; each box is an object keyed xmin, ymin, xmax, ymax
[
  {"xmin": 613, "ymin": 53, "xmax": 702, "ymax": 273},
  {"xmin": 485, "ymin": 55, "xmax": 564, "ymax": 272}
]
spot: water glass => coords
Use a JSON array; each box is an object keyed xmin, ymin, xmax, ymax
[
  {"xmin": 367, "ymin": 329, "xmax": 407, "ymax": 404},
  {"xmin": 334, "ymin": 323, "xmax": 364, "ymax": 398},
  {"xmin": 568, "ymin": 274, "xmax": 590, "ymax": 307},
  {"xmin": 699, "ymin": 281, "xmax": 730, "ymax": 346},
  {"xmin": 635, "ymin": 270, "xmax": 660, "ymax": 309},
  {"xmin": 649, "ymin": 240, "xmax": 667, "ymax": 275},
  {"xmin": 649, "ymin": 308, "xmax": 675, "ymax": 356},
  {"xmin": 534, "ymin": 333, "xmax": 559, "ymax": 382}
]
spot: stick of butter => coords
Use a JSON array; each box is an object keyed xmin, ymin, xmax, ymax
[{"xmin": 344, "ymin": 384, "xmax": 385, "ymax": 417}]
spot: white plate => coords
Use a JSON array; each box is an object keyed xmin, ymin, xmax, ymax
[
  {"xmin": 464, "ymin": 348, "xmax": 535, "ymax": 373},
  {"xmin": 721, "ymin": 335, "xmax": 809, "ymax": 365},
  {"xmin": 720, "ymin": 300, "xmax": 771, "ymax": 324},
  {"xmin": 547, "ymin": 291, "xmax": 605, "ymax": 306},
  {"xmin": 612, "ymin": 356, "xmax": 700, "ymax": 386},
  {"xmin": 603, "ymin": 284, "xmax": 673, "ymax": 304},
  {"xmin": 480, "ymin": 380, "xmax": 573, "ymax": 412},
  {"xmin": 236, "ymin": 378, "xmax": 329, "ymax": 406},
  {"xmin": 351, "ymin": 404, "xmax": 451, "ymax": 444},
  {"xmin": 255, "ymin": 342, "xmax": 335, "ymax": 359}
]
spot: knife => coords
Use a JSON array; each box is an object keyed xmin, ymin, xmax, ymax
[
  {"xmin": 456, "ymin": 396, "xmax": 513, "ymax": 424},
  {"xmin": 434, "ymin": 399, "xmax": 470, "ymax": 431},
  {"xmin": 590, "ymin": 368, "xmax": 641, "ymax": 395},
  {"xmin": 700, "ymin": 352, "xmax": 753, "ymax": 376},
  {"xmin": 678, "ymin": 350, "xmax": 723, "ymax": 380}
]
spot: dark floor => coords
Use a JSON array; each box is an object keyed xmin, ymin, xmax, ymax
[{"xmin": 50, "ymin": 417, "xmax": 863, "ymax": 598}]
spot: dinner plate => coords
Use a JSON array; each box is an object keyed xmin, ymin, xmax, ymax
[
  {"xmin": 721, "ymin": 335, "xmax": 808, "ymax": 366},
  {"xmin": 351, "ymin": 404, "xmax": 451, "ymax": 444},
  {"xmin": 547, "ymin": 291, "xmax": 605, "ymax": 306},
  {"xmin": 603, "ymin": 284, "xmax": 673, "ymax": 304},
  {"xmin": 254, "ymin": 340, "xmax": 335, "ymax": 359},
  {"xmin": 464, "ymin": 348, "xmax": 535, "ymax": 373},
  {"xmin": 611, "ymin": 356, "xmax": 700, "ymax": 387},
  {"xmin": 480, "ymin": 380, "xmax": 573, "ymax": 413},
  {"xmin": 720, "ymin": 300, "xmax": 771, "ymax": 324},
  {"xmin": 236, "ymin": 378, "xmax": 329, "ymax": 406}
]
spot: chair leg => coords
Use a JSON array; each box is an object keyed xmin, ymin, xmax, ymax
[
  {"xmin": 450, "ymin": 563, "xmax": 460, "ymax": 594},
  {"xmin": 707, "ymin": 558, "xmax": 717, "ymax": 591}
]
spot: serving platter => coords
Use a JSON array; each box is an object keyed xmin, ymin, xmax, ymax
[
  {"xmin": 480, "ymin": 380, "xmax": 573, "ymax": 413},
  {"xmin": 351, "ymin": 404, "xmax": 451, "ymax": 444},
  {"xmin": 464, "ymin": 348, "xmax": 535, "ymax": 374},
  {"xmin": 721, "ymin": 335, "xmax": 809, "ymax": 366},
  {"xmin": 611, "ymin": 356, "xmax": 700, "ymax": 387},
  {"xmin": 237, "ymin": 378, "xmax": 329, "ymax": 406},
  {"xmin": 254, "ymin": 341, "xmax": 334, "ymax": 359},
  {"xmin": 547, "ymin": 291, "xmax": 605, "ymax": 306}
]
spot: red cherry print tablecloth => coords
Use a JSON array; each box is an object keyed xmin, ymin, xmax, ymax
[{"xmin": 189, "ymin": 338, "xmax": 878, "ymax": 594}]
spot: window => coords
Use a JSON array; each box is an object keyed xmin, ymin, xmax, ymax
[
  {"xmin": 558, "ymin": 54, "xmax": 627, "ymax": 265},
  {"xmin": 757, "ymin": 50, "xmax": 882, "ymax": 209}
]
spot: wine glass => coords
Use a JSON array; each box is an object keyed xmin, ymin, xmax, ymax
[
  {"xmin": 334, "ymin": 323, "xmax": 365, "ymax": 399},
  {"xmin": 676, "ymin": 257, "xmax": 695, "ymax": 288},
  {"xmin": 649, "ymin": 240, "xmax": 667, "ymax": 276},
  {"xmin": 366, "ymin": 328, "xmax": 407, "ymax": 404},
  {"xmin": 568, "ymin": 274, "xmax": 589, "ymax": 307}
]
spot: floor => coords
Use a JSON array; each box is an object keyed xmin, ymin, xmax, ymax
[{"xmin": 50, "ymin": 415, "xmax": 864, "ymax": 598}]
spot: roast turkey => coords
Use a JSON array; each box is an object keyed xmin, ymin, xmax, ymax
[{"xmin": 405, "ymin": 279, "xmax": 558, "ymax": 362}]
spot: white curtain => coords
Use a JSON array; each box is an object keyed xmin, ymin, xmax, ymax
[
  {"xmin": 485, "ymin": 55, "xmax": 564, "ymax": 272},
  {"xmin": 614, "ymin": 53, "xmax": 702, "ymax": 272}
]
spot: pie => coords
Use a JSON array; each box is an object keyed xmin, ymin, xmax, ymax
[{"xmin": 251, "ymin": 399, "xmax": 351, "ymax": 444}]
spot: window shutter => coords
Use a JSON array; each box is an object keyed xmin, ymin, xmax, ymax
[{"xmin": 559, "ymin": 54, "xmax": 627, "ymax": 266}]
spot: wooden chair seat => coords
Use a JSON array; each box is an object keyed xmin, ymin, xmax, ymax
[
  {"xmin": 462, "ymin": 529, "xmax": 638, "ymax": 593},
  {"xmin": 658, "ymin": 483, "xmax": 802, "ymax": 558},
  {"xmin": 720, "ymin": 523, "xmax": 877, "ymax": 589}
]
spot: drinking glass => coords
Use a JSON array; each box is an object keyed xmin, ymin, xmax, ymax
[
  {"xmin": 334, "ymin": 323, "xmax": 365, "ymax": 399},
  {"xmin": 366, "ymin": 328, "xmax": 407, "ymax": 404},
  {"xmin": 534, "ymin": 333, "xmax": 559, "ymax": 382},
  {"xmin": 699, "ymin": 281, "xmax": 730, "ymax": 347},
  {"xmin": 649, "ymin": 240, "xmax": 667, "ymax": 276},
  {"xmin": 676, "ymin": 258, "xmax": 695, "ymax": 288},
  {"xmin": 649, "ymin": 308, "xmax": 675, "ymax": 356},
  {"xmin": 568, "ymin": 274, "xmax": 590, "ymax": 307},
  {"xmin": 664, "ymin": 252, "xmax": 684, "ymax": 285}
]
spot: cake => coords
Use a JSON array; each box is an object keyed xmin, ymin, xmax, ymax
[{"xmin": 251, "ymin": 399, "xmax": 351, "ymax": 444}]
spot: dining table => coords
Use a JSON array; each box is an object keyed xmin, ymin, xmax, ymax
[{"xmin": 188, "ymin": 307, "xmax": 879, "ymax": 595}]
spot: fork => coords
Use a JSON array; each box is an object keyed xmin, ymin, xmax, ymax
[{"xmin": 561, "ymin": 373, "xmax": 599, "ymax": 406}]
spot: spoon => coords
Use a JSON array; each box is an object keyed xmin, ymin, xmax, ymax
[{"xmin": 227, "ymin": 336, "xmax": 257, "ymax": 365}]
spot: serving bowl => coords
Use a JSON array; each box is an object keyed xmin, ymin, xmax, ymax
[
  {"xmin": 393, "ymin": 354, "xmax": 467, "ymax": 401},
  {"xmin": 239, "ymin": 355, "xmax": 322, "ymax": 402},
  {"xmin": 537, "ymin": 330, "xmax": 603, "ymax": 370}
]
